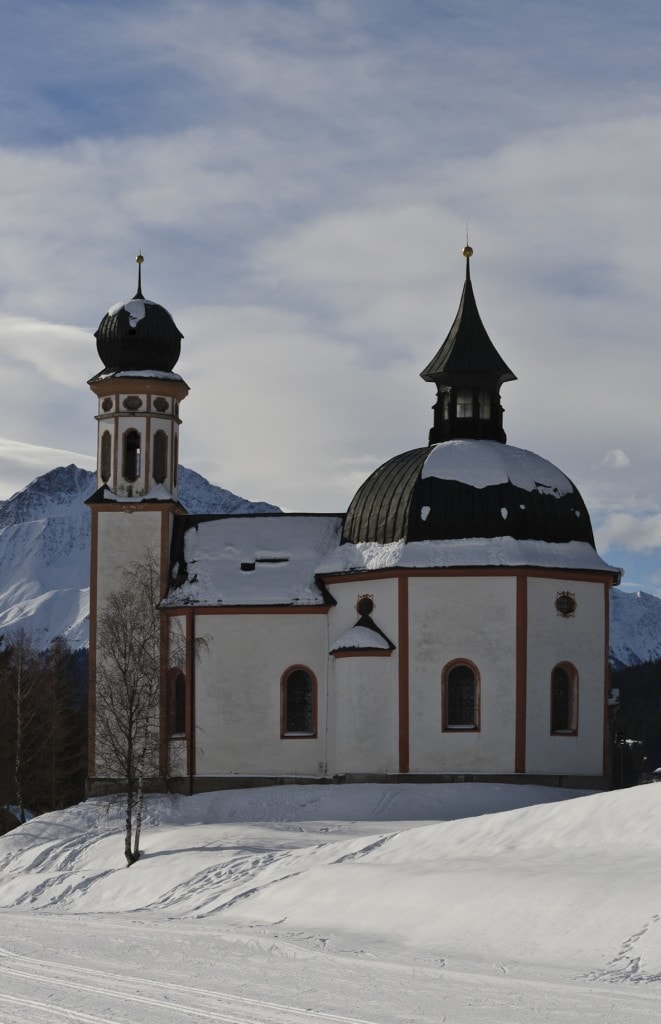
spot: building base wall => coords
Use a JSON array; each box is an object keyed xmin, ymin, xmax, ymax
[{"xmin": 87, "ymin": 770, "xmax": 609, "ymax": 797}]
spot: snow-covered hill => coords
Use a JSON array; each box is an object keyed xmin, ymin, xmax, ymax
[
  {"xmin": 0, "ymin": 783, "xmax": 660, "ymax": 1022},
  {"xmin": 0, "ymin": 463, "xmax": 660, "ymax": 666},
  {"xmin": 0, "ymin": 464, "xmax": 277, "ymax": 650}
]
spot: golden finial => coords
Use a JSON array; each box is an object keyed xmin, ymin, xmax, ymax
[
  {"xmin": 136, "ymin": 252, "xmax": 144, "ymax": 265},
  {"xmin": 462, "ymin": 245, "xmax": 473, "ymax": 258}
]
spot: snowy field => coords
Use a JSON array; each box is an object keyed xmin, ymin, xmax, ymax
[{"xmin": 1, "ymin": 783, "xmax": 660, "ymax": 1023}]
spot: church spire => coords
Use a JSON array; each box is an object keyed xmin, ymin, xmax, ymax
[{"xmin": 421, "ymin": 247, "xmax": 516, "ymax": 445}]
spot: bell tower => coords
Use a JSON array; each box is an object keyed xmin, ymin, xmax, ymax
[
  {"xmin": 87, "ymin": 256, "xmax": 189, "ymax": 792},
  {"xmin": 88, "ymin": 254, "xmax": 188, "ymax": 500}
]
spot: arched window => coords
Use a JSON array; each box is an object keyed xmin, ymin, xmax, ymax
[
  {"xmin": 168, "ymin": 669, "xmax": 186, "ymax": 736},
  {"xmin": 551, "ymin": 663, "xmax": 578, "ymax": 734},
  {"xmin": 123, "ymin": 429, "xmax": 141, "ymax": 482},
  {"xmin": 281, "ymin": 667, "xmax": 317, "ymax": 737},
  {"xmin": 100, "ymin": 430, "xmax": 112, "ymax": 483},
  {"xmin": 153, "ymin": 430, "xmax": 168, "ymax": 484},
  {"xmin": 478, "ymin": 391, "xmax": 491, "ymax": 419},
  {"xmin": 456, "ymin": 390, "xmax": 473, "ymax": 418},
  {"xmin": 443, "ymin": 661, "xmax": 480, "ymax": 731}
]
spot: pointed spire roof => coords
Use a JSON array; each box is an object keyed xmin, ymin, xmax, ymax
[{"xmin": 421, "ymin": 247, "xmax": 516, "ymax": 385}]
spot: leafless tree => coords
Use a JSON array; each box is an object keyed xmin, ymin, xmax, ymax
[{"xmin": 94, "ymin": 555, "xmax": 163, "ymax": 866}]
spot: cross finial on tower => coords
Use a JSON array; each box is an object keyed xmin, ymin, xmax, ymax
[{"xmin": 134, "ymin": 252, "xmax": 145, "ymax": 300}]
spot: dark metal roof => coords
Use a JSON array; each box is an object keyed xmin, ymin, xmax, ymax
[
  {"xmin": 342, "ymin": 442, "xmax": 596, "ymax": 548},
  {"xmin": 342, "ymin": 447, "xmax": 430, "ymax": 545},
  {"xmin": 95, "ymin": 299, "xmax": 183, "ymax": 373},
  {"xmin": 420, "ymin": 257, "xmax": 515, "ymax": 386}
]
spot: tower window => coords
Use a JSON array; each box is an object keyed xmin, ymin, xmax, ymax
[
  {"xmin": 153, "ymin": 430, "xmax": 168, "ymax": 484},
  {"xmin": 443, "ymin": 661, "xmax": 480, "ymax": 730},
  {"xmin": 551, "ymin": 664, "xmax": 578, "ymax": 734},
  {"xmin": 100, "ymin": 430, "xmax": 111, "ymax": 483},
  {"xmin": 456, "ymin": 391, "xmax": 473, "ymax": 418},
  {"xmin": 441, "ymin": 392, "xmax": 450, "ymax": 420},
  {"xmin": 123, "ymin": 429, "xmax": 141, "ymax": 482},
  {"xmin": 281, "ymin": 667, "xmax": 317, "ymax": 737},
  {"xmin": 478, "ymin": 391, "xmax": 491, "ymax": 419}
]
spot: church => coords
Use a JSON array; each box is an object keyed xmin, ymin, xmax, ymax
[{"xmin": 87, "ymin": 247, "xmax": 620, "ymax": 794}]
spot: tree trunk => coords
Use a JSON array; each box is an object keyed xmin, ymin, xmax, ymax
[
  {"xmin": 124, "ymin": 781, "xmax": 138, "ymax": 866},
  {"xmin": 132, "ymin": 776, "xmax": 144, "ymax": 863}
]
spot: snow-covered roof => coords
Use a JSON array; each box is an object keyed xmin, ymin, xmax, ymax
[
  {"xmin": 164, "ymin": 514, "xmax": 344, "ymax": 607},
  {"xmin": 319, "ymin": 537, "xmax": 621, "ymax": 577},
  {"xmin": 330, "ymin": 623, "xmax": 393, "ymax": 652}
]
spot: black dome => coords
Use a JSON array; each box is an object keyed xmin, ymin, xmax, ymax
[
  {"xmin": 95, "ymin": 297, "xmax": 183, "ymax": 372},
  {"xmin": 342, "ymin": 440, "xmax": 595, "ymax": 548}
]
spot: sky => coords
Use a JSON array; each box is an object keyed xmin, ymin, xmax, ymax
[
  {"xmin": 0, "ymin": 1, "xmax": 661, "ymax": 592},
  {"xmin": 2, "ymin": 783, "xmax": 661, "ymax": 1020}
]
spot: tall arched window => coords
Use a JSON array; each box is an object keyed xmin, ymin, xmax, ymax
[
  {"xmin": 153, "ymin": 430, "xmax": 168, "ymax": 484},
  {"xmin": 456, "ymin": 390, "xmax": 473, "ymax": 418},
  {"xmin": 281, "ymin": 667, "xmax": 317, "ymax": 737},
  {"xmin": 123, "ymin": 429, "xmax": 141, "ymax": 482},
  {"xmin": 551, "ymin": 663, "xmax": 578, "ymax": 734},
  {"xmin": 443, "ymin": 661, "xmax": 480, "ymax": 731},
  {"xmin": 100, "ymin": 430, "xmax": 112, "ymax": 483}
]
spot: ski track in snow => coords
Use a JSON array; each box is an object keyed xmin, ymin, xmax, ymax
[{"xmin": 0, "ymin": 944, "xmax": 379, "ymax": 1024}]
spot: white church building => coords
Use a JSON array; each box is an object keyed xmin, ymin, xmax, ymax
[{"xmin": 87, "ymin": 248, "xmax": 620, "ymax": 794}]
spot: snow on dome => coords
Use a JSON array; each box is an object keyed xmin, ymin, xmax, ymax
[
  {"xmin": 421, "ymin": 439, "xmax": 572, "ymax": 497},
  {"xmin": 106, "ymin": 297, "xmax": 174, "ymax": 326},
  {"xmin": 343, "ymin": 439, "xmax": 596, "ymax": 549}
]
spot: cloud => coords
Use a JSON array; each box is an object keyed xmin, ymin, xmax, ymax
[
  {"xmin": 0, "ymin": 438, "xmax": 95, "ymax": 500},
  {"xmin": 596, "ymin": 514, "xmax": 661, "ymax": 554},
  {"xmin": 601, "ymin": 449, "xmax": 631, "ymax": 470}
]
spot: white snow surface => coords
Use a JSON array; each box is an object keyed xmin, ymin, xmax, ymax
[
  {"xmin": 168, "ymin": 514, "xmax": 343, "ymax": 606},
  {"xmin": 320, "ymin": 536, "xmax": 619, "ymax": 575},
  {"xmin": 330, "ymin": 623, "xmax": 392, "ymax": 651},
  {"xmin": 1, "ymin": 782, "xmax": 660, "ymax": 1023},
  {"xmin": 421, "ymin": 439, "xmax": 575, "ymax": 495},
  {"xmin": 106, "ymin": 297, "xmax": 174, "ymax": 326}
]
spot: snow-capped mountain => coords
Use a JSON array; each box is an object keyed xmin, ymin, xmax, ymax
[
  {"xmin": 0, "ymin": 463, "xmax": 660, "ymax": 667},
  {"xmin": 0, "ymin": 465, "xmax": 278, "ymax": 650},
  {"xmin": 609, "ymin": 588, "xmax": 661, "ymax": 670}
]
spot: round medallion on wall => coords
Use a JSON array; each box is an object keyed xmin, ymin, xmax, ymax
[
  {"xmin": 101, "ymin": 397, "xmax": 113, "ymax": 412},
  {"xmin": 154, "ymin": 397, "xmax": 168, "ymax": 412},
  {"xmin": 123, "ymin": 396, "xmax": 143, "ymax": 411},
  {"xmin": 555, "ymin": 591, "xmax": 577, "ymax": 618}
]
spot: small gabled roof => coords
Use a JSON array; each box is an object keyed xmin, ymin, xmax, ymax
[{"xmin": 420, "ymin": 248, "xmax": 516, "ymax": 386}]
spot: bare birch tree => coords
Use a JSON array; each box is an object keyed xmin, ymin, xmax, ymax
[{"xmin": 94, "ymin": 555, "xmax": 162, "ymax": 866}]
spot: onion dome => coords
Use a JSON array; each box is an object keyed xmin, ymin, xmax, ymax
[
  {"xmin": 342, "ymin": 439, "xmax": 595, "ymax": 547},
  {"xmin": 94, "ymin": 255, "xmax": 183, "ymax": 373}
]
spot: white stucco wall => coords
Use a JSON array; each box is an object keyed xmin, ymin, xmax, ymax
[
  {"xmin": 95, "ymin": 510, "xmax": 165, "ymax": 608},
  {"xmin": 407, "ymin": 575, "xmax": 518, "ymax": 773},
  {"xmin": 525, "ymin": 577, "xmax": 607, "ymax": 776},
  {"xmin": 193, "ymin": 612, "xmax": 329, "ymax": 777}
]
